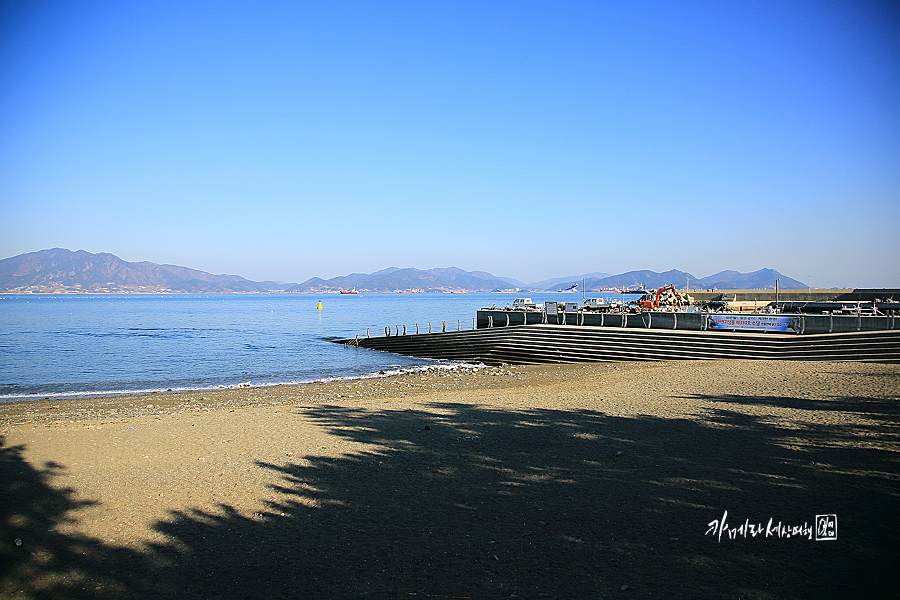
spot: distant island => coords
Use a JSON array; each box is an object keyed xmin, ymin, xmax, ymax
[{"xmin": 0, "ymin": 248, "xmax": 809, "ymax": 294}]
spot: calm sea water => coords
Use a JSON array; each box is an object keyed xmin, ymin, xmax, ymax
[{"xmin": 0, "ymin": 292, "xmax": 633, "ymax": 402}]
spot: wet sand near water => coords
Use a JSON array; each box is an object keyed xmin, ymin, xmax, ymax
[{"xmin": 2, "ymin": 360, "xmax": 899, "ymax": 599}]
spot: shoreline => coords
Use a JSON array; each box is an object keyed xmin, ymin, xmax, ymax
[
  {"xmin": 2, "ymin": 359, "xmax": 898, "ymax": 598},
  {"xmin": 0, "ymin": 360, "xmax": 482, "ymax": 406},
  {"xmin": 4, "ymin": 360, "xmax": 648, "ymax": 428}
]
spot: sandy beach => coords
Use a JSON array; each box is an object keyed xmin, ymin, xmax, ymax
[{"xmin": 2, "ymin": 359, "xmax": 898, "ymax": 599}]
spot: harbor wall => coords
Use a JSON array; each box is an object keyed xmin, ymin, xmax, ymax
[
  {"xmin": 687, "ymin": 288, "xmax": 899, "ymax": 302},
  {"xmin": 476, "ymin": 310, "xmax": 899, "ymax": 335},
  {"xmin": 348, "ymin": 325, "xmax": 900, "ymax": 365},
  {"xmin": 688, "ymin": 289, "xmax": 848, "ymax": 302}
]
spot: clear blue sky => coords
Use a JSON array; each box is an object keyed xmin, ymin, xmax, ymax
[{"xmin": 2, "ymin": 1, "xmax": 898, "ymax": 287}]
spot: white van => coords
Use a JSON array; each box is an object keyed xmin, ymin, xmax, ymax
[
  {"xmin": 584, "ymin": 298, "xmax": 621, "ymax": 311},
  {"xmin": 511, "ymin": 298, "xmax": 540, "ymax": 310}
]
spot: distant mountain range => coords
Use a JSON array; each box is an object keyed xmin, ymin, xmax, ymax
[
  {"xmin": 289, "ymin": 267, "xmax": 515, "ymax": 293},
  {"xmin": 574, "ymin": 268, "xmax": 806, "ymax": 292},
  {"xmin": 0, "ymin": 248, "xmax": 286, "ymax": 293},
  {"xmin": 0, "ymin": 248, "xmax": 809, "ymax": 293}
]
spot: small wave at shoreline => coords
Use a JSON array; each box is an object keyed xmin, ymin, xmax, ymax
[{"xmin": 0, "ymin": 360, "xmax": 486, "ymax": 403}]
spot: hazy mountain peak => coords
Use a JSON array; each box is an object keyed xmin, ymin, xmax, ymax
[
  {"xmin": 1, "ymin": 248, "xmax": 814, "ymax": 293},
  {"xmin": 0, "ymin": 249, "xmax": 287, "ymax": 293}
]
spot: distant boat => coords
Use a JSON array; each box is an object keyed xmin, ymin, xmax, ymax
[
  {"xmin": 340, "ymin": 289, "xmax": 359, "ymax": 294},
  {"xmin": 618, "ymin": 284, "xmax": 646, "ymax": 294}
]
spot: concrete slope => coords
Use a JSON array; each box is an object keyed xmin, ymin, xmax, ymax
[{"xmin": 346, "ymin": 325, "xmax": 900, "ymax": 365}]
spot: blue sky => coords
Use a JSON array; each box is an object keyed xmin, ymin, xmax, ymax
[{"xmin": 1, "ymin": 1, "xmax": 898, "ymax": 287}]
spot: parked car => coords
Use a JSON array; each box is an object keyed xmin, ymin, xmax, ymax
[
  {"xmin": 583, "ymin": 298, "xmax": 621, "ymax": 312},
  {"xmin": 511, "ymin": 298, "xmax": 542, "ymax": 310}
]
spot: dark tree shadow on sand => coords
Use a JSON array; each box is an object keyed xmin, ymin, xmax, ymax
[
  {"xmin": 0, "ymin": 438, "xmax": 159, "ymax": 599},
  {"xmin": 2, "ymin": 389, "xmax": 898, "ymax": 599}
]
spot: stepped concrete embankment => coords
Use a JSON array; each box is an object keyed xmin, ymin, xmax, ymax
[
  {"xmin": 347, "ymin": 323, "xmax": 900, "ymax": 365},
  {"xmin": 477, "ymin": 308, "xmax": 899, "ymax": 334}
]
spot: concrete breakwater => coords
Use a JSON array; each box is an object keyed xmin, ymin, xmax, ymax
[
  {"xmin": 341, "ymin": 290, "xmax": 900, "ymax": 365},
  {"xmin": 347, "ymin": 324, "xmax": 900, "ymax": 365},
  {"xmin": 477, "ymin": 309, "xmax": 899, "ymax": 335},
  {"xmin": 689, "ymin": 288, "xmax": 899, "ymax": 302}
]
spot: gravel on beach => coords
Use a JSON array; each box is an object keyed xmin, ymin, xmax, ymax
[{"xmin": 2, "ymin": 359, "xmax": 898, "ymax": 599}]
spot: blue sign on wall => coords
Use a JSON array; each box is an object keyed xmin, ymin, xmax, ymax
[{"xmin": 707, "ymin": 314, "xmax": 796, "ymax": 332}]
